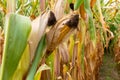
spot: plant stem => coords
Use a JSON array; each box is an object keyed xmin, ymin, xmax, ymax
[{"xmin": 7, "ymin": 0, "xmax": 16, "ymax": 13}]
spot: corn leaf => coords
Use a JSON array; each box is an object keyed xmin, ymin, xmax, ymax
[
  {"xmin": 79, "ymin": 19, "xmax": 86, "ymax": 72},
  {"xmin": 12, "ymin": 44, "xmax": 30, "ymax": 80},
  {"xmin": 34, "ymin": 64, "xmax": 50, "ymax": 80},
  {"xmin": 26, "ymin": 34, "xmax": 46, "ymax": 80},
  {"xmin": 84, "ymin": 0, "xmax": 96, "ymax": 47},
  {"xmin": 69, "ymin": 35, "xmax": 75, "ymax": 59},
  {"xmin": 90, "ymin": 0, "xmax": 96, "ymax": 8},
  {"xmin": 68, "ymin": 0, "xmax": 72, "ymax": 3},
  {"xmin": 54, "ymin": 0, "xmax": 65, "ymax": 20},
  {"xmin": 74, "ymin": 0, "xmax": 83, "ymax": 10},
  {"xmin": 1, "ymin": 13, "xmax": 31, "ymax": 80},
  {"xmin": 67, "ymin": 72, "xmax": 73, "ymax": 80},
  {"xmin": 46, "ymin": 51, "xmax": 55, "ymax": 80},
  {"xmin": 115, "ymin": 13, "xmax": 120, "ymax": 24}
]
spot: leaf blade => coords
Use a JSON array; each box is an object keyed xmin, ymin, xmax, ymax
[{"xmin": 1, "ymin": 13, "xmax": 31, "ymax": 80}]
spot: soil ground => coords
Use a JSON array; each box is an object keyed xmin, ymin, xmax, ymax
[{"xmin": 99, "ymin": 53, "xmax": 120, "ymax": 80}]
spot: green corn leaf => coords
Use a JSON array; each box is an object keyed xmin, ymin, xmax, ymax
[
  {"xmin": 115, "ymin": 13, "xmax": 120, "ymax": 24},
  {"xmin": 12, "ymin": 44, "xmax": 30, "ymax": 80},
  {"xmin": 1, "ymin": 13, "xmax": 31, "ymax": 80},
  {"xmin": 68, "ymin": 0, "xmax": 72, "ymax": 3},
  {"xmin": 74, "ymin": 0, "xmax": 84, "ymax": 10},
  {"xmin": 84, "ymin": 0, "xmax": 96, "ymax": 47},
  {"xmin": 34, "ymin": 64, "xmax": 50, "ymax": 80},
  {"xmin": 26, "ymin": 34, "xmax": 46, "ymax": 80},
  {"xmin": 46, "ymin": 51, "xmax": 55, "ymax": 80}
]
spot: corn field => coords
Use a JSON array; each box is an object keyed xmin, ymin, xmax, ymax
[{"xmin": 0, "ymin": 0, "xmax": 120, "ymax": 80}]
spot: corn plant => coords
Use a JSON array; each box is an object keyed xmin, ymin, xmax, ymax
[{"xmin": 0, "ymin": 0, "xmax": 120, "ymax": 80}]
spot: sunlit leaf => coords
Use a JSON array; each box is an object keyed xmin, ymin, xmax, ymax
[
  {"xmin": 74, "ymin": 0, "xmax": 83, "ymax": 10},
  {"xmin": 26, "ymin": 34, "xmax": 47, "ymax": 80},
  {"xmin": 34, "ymin": 64, "xmax": 50, "ymax": 80},
  {"xmin": 54, "ymin": 0, "xmax": 65, "ymax": 20},
  {"xmin": 115, "ymin": 13, "xmax": 120, "ymax": 24},
  {"xmin": 68, "ymin": 0, "xmax": 72, "ymax": 3},
  {"xmin": 84, "ymin": 0, "xmax": 96, "ymax": 48},
  {"xmin": 90, "ymin": 0, "xmax": 96, "ymax": 8},
  {"xmin": 12, "ymin": 44, "xmax": 30, "ymax": 80},
  {"xmin": 1, "ymin": 13, "xmax": 31, "ymax": 80},
  {"xmin": 46, "ymin": 51, "xmax": 55, "ymax": 80},
  {"xmin": 69, "ymin": 34, "xmax": 75, "ymax": 59}
]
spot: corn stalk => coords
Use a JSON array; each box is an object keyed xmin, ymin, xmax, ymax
[{"xmin": 0, "ymin": 0, "xmax": 120, "ymax": 80}]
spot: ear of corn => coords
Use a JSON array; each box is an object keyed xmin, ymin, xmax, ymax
[
  {"xmin": 1, "ymin": 13, "xmax": 31, "ymax": 80},
  {"xmin": 46, "ymin": 14, "xmax": 79, "ymax": 53}
]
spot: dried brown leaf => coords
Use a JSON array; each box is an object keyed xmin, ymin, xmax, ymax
[
  {"xmin": 54, "ymin": 0, "xmax": 65, "ymax": 20},
  {"xmin": 58, "ymin": 43, "xmax": 69, "ymax": 63}
]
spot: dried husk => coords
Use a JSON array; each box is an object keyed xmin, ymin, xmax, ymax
[
  {"xmin": 29, "ymin": 10, "xmax": 55, "ymax": 61},
  {"xmin": 46, "ymin": 13, "xmax": 79, "ymax": 54},
  {"xmin": 54, "ymin": 0, "xmax": 65, "ymax": 20},
  {"xmin": 84, "ymin": 29, "xmax": 104, "ymax": 80}
]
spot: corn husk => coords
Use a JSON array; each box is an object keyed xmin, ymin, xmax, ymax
[
  {"xmin": 29, "ymin": 10, "xmax": 55, "ymax": 61},
  {"xmin": 54, "ymin": 0, "xmax": 65, "ymax": 20}
]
